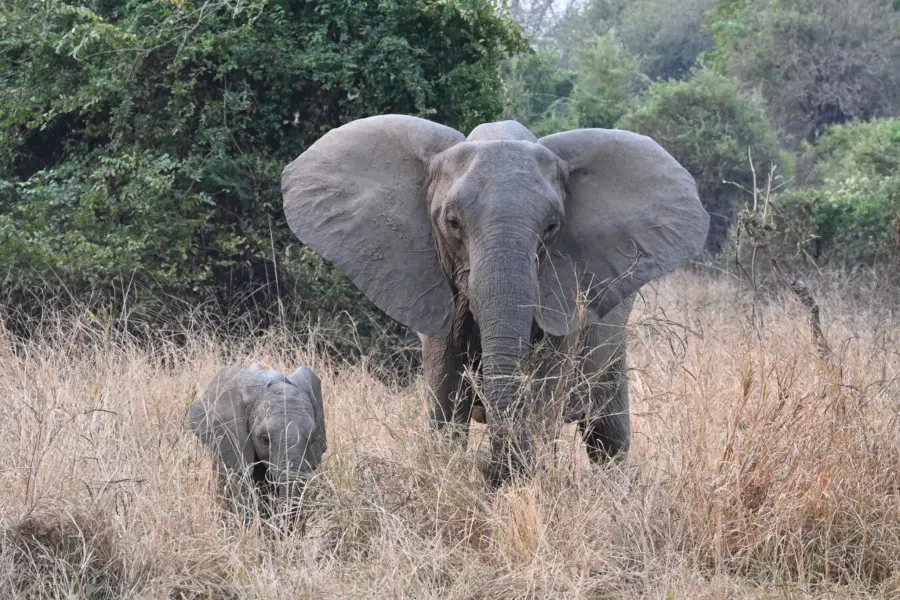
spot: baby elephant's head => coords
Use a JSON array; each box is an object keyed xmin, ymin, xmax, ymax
[{"xmin": 188, "ymin": 363, "xmax": 326, "ymax": 505}]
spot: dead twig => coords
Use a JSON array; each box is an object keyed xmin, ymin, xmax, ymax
[{"xmin": 738, "ymin": 160, "xmax": 836, "ymax": 371}]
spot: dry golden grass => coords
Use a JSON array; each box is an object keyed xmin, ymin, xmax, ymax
[{"xmin": 0, "ymin": 271, "xmax": 898, "ymax": 599}]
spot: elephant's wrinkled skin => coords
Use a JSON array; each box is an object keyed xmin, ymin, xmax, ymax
[
  {"xmin": 188, "ymin": 363, "xmax": 326, "ymax": 520},
  {"xmin": 281, "ymin": 116, "xmax": 708, "ymax": 485}
]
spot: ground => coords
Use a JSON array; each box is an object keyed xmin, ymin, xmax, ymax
[{"xmin": 0, "ymin": 271, "xmax": 898, "ymax": 599}]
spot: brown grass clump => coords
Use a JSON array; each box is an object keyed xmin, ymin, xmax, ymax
[
  {"xmin": 2, "ymin": 509, "xmax": 127, "ymax": 598},
  {"xmin": 0, "ymin": 271, "xmax": 898, "ymax": 598}
]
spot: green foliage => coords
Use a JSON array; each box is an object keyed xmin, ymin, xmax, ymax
[
  {"xmin": 504, "ymin": 33, "xmax": 643, "ymax": 135},
  {"xmin": 0, "ymin": 151, "xmax": 209, "ymax": 291},
  {"xmin": 502, "ymin": 45, "xmax": 577, "ymax": 134},
  {"xmin": 549, "ymin": 0, "xmax": 711, "ymax": 81},
  {"xmin": 618, "ymin": 69, "xmax": 782, "ymax": 253},
  {"xmin": 569, "ymin": 33, "xmax": 647, "ymax": 129},
  {"xmin": 0, "ymin": 0, "xmax": 524, "ymax": 340},
  {"xmin": 705, "ymin": 0, "xmax": 900, "ymax": 144},
  {"xmin": 704, "ymin": 0, "xmax": 753, "ymax": 73},
  {"xmin": 811, "ymin": 119, "xmax": 900, "ymax": 181},
  {"xmin": 547, "ymin": 0, "xmax": 629, "ymax": 61},
  {"xmin": 776, "ymin": 119, "xmax": 900, "ymax": 266},
  {"xmin": 616, "ymin": 0, "xmax": 713, "ymax": 81},
  {"xmin": 504, "ymin": 0, "xmax": 713, "ymax": 133}
]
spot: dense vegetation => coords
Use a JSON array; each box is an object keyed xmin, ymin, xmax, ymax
[
  {"xmin": 707, "ymin": 0, "xmax": 900, "ymax": 144},
  {"xmin": 1, "ymin": 0, "xmax": 524, "ymax": 345},
  {"xmin": 2, "ymin": 0, "xmax": 899, "ymax": 342},
  {"xmin": 775, "ymin": 119, "xmax": 900, "ymax": 267}
]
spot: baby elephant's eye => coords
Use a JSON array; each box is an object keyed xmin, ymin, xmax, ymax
[{"xmin": 260, "ymin": 433, "xmax": 270, "ymax": 446}]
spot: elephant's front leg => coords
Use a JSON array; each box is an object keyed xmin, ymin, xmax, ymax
[
  {"xmin": 577, "ymin": 301, "xmax": 633, "ymax": 463},
  {"xmin": 216, "ymin": 461, "xmax": 258, "ymax": 525},
  {"xmin": 420, "ymin": 334, "xmax": 473, "ymax": 441},
  {"xmin": 578, "ymin": 352, "xmax": 630, "ymax": 462}
]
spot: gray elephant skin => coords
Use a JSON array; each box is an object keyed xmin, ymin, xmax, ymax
[
  {"xmin": 281, "ymin": 116, "xmax": 708, "ymax": 485},
  {"xmin": 188, "ymin": 363, "xmax": 326, "ymax": 519}
]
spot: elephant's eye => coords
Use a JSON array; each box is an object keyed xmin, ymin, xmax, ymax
[
  {"xmin": 446, "ymin": 216, "xmax": 461, "ymax": 231},
  {"xmin": 544, "ymin": 221, "xmax": 559, "ymax": 237},
  {"xmin": 260, "ymin": 433, "xmax": 270, "ymax": 446}
]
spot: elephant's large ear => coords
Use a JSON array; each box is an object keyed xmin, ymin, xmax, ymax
[
  {"xmin": 536, "ymin": 129, "xmax": 709, "ymax": 335},
  {"xmin": 282, "ymin": 115, "xmax": 464, "ymax": 337},
  {"xmin": 188, "ymin": 367, "xmax": 257, "ymax": 474}
]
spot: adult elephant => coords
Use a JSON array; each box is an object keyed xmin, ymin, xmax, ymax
[{"xmin": 281, "ymin": 116, "xmax": 708, "ymax": 485}]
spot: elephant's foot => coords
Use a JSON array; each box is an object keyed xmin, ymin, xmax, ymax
[
  {"xmin": 483, "ymin": 430, "xmax": 533, "ymax": 488},
  {"xmin": 579, "ymin": 416, "xmax": 629, "ymax": 464}
]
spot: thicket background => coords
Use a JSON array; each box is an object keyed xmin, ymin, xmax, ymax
[{"xmin": 3, "ymin": 0, "xmax": 900, "ymax": 345}]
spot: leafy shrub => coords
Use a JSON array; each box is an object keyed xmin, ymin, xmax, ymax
[
  {"xmin": 616, "ymin": 0, "xmax": 713, "ymax": 81},
  {"xmin": 706, "ymin": 0, "xmax": 900, "ymax": 144},
  {"xmin": 0, "ymin": 0, "xmax": 525, "ymax": 345},
  {"xmin": 503, "ymin": 33, "xmax": 643, "ymax": 135},
  {"xmin": 502, "ymin": 45, "xmax": 577, "ymax": 135},
  {"xmin": 569, "ymin": 33, "xmax": 647, "ymax": 129},
  {"xmin": 618, "ymin": 70, "xmax": 782, "ymax": 254},
  {"xmin": 547, "ymin": 0, "xmax": 630, "ymax": 61},
  {"xmin": 547, "ymin": 0, "xmax": 711, "ymax": 82},
  {"xmin": 775, "ymin": 119, "xmax": 900, "ymax": 266}
]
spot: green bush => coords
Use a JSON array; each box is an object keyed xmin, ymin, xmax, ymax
[
  {"xmin": 502, "ymin": 45, "xmax": 577, "ymax": 134},
  {"xmin": 618, "ymin": 70, "xmax": 782, "ymax": 254},
  {"xmin": 547, "ymin": 0, "xmax": 630, "ymax": 62},
  {"xmin": 547, "ymin": 0, "xmax": 711, "ymax": 82},
  {"xmin": 706, "ymin": 0, "xmax": 900, "ymax": 145},
  {"xmin": 775, "ymin": 119, "xmax": 900, "ymax": 266},
  {"xmin": 569, "ymin": 33, "xmax": 647, "ymax": 129},
  {"xmin": 616, "ymin": 0, "xmax": 713, "ymax": 81},
  {"xmin": 503, "ymin": 33, "xmax": 643, "ymax": 135},
  {"xmin": 0, "ymin": 0, "xmax": 524, "ymax": 345}
]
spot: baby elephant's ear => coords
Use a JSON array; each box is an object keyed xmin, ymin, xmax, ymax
[
  {"xmin": 288, "ymin": 367, "xmax": 326, "ymax": 450},
  {"xmin": 188, "ymin": 367, "xmax": 257, "ymax": 474}
]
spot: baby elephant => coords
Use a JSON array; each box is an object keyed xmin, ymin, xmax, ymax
[{"xmin": 188, "ymin": 363, "xmax": 326, "ymax": 522}]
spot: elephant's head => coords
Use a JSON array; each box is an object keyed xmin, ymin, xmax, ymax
[
  {"xmin": 188, "ymin": 364, "xmax": 326, "ymax": 506},
  {"xmin": 281, "ymin": 116, "xmax": 707, "ymax": 479}
]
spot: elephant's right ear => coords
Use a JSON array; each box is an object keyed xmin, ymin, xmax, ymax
[
  {"xmin": 188, "ymin": 367, "xmax": 256, "ymax": 474},
  {"xmin": 282, "ymin": 115, "xmax": 464, "ymax": 337},
  {"xmin": 288, "ymin": 367, "xmax": 325, "ymax": 447}
]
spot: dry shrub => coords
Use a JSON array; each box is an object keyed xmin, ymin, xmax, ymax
[
  {"xmin": 0, "ymin": 271, "xmax": 898, "ymax": 598},
  {"xmin": 1, "ymin": 508, "xmax": 128, "ymax": 599}
]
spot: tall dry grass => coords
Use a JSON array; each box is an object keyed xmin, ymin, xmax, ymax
[{"xmin": 0, "ymin": 271, "xmax": 897, "ymax": 599}]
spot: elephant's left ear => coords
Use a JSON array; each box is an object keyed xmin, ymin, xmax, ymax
[{"xmin": 535, "ymin": 129, "xmax": 709, "ymax": 335}]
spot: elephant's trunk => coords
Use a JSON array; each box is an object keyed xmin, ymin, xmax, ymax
[
  {"xmin": 274, "ymin": 468, "xmax": 307, "ymax": 520},
  {"xmin": 277, "ymin": 479, "xmax": 297, "ymax": 501},
  {"xmin": 469, "ymin": 237, "xmax": 537, "ymax": 484}
]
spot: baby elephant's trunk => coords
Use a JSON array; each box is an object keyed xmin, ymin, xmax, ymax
[{"xmin": 277, "ymin": 479, "xmax": 302, "ymax": 502}]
